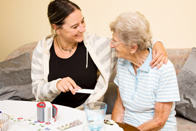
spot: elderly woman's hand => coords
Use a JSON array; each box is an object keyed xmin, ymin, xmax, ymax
[
  {"xmin": 150, "ymin": 41, "xmax": 168, "ymax": 69},
  {"xmin": 56, "ymin": 77, "xmax": 81, "ymax": 95}
]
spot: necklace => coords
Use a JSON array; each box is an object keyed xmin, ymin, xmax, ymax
[
  {"xmin": 61, "ymin": 43, "xmax": 77, "ymax": 52},
  {"xmin": 56, "ymin": 36, "xmax": 77, "ymax": 53}
]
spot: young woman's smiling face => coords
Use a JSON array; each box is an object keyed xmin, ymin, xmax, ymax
[{"xmin": 57, "ymin": 9, "xmax": 86, "ymax": 44}]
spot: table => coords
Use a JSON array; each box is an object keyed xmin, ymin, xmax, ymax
[
  {"xmin": 117, "ymin": 123, "xmax": 140, "ymax": 131},
  {"xmin": 0, "ymin": 100, "xmax": 138, "ymax": 131},
  {"xmin": 0, "ymin": 100, "xmax": 88, "ymax": 131}
]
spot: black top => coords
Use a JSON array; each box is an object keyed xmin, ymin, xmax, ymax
[{"xmin": 48, "ymin": 41, "xmax": 97, "ymax": 108}]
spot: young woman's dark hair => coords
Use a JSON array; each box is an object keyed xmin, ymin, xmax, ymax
[{"xmin": 48, "ymin": 0, "xmax": 81, "ymax": 29}]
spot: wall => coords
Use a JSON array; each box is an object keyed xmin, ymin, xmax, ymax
[{"xmin": 0, "ymin": 0, "xmax": 196, "ymax": 62}]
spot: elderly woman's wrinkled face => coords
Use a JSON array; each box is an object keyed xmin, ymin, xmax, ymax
[{"xmin": 110, "ymin": 32, "xmax": 130, "ymax": 58}]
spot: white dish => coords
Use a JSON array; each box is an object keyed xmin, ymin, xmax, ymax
[
  {"xmin": 83, "ymin": 124, "xmax": 106, "ymax": 131},
  {"xmin": 83, "ymin": 123, "xmax": 123, "ymax": 131}
]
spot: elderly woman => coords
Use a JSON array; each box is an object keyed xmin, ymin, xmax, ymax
[{"xmin": 110, "ymin": 12, "xmax": 180, "ymax": 131}]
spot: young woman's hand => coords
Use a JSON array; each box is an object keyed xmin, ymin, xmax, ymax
[
  {"xmin": 150, "ymin": 41, "xmax": 168, "ymax": 69},
  {"xmin": 56, "ymin": 77, "xmax": 81, "ymax": 95}
]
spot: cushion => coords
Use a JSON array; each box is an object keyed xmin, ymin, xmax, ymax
[
  {"xmin": 166, "ymin": 48, "xmax": 191, "ymax": 75},
  {"xmin": 103, "ymin": 70, "xmax": 118, "ymax": 114},
  {"xmin": 0, "ymin": 53, "xmax": 35, "ymax": 101},
  {"xmin": 103, "ymin": 82, "xmax": 118, "ymax": 114},
  {"xmin": 175, "ymin": 47, "xmax": 196, "ymax": 122},
  {"xmin": 5, "ymin": 42, "xmax": 37, "ymax": 61},
  {"xmin": 177, "ymin": 116, "xmax": 196, "ymax": 131}
]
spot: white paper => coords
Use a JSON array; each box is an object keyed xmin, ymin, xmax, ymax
[{"xmin": 75, "ymin": 89, "xmax": 94, "ymax": 94}]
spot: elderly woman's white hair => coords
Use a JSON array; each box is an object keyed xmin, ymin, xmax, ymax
[{"xmin": 110, "ymin": 11, "xmax": 152, "ymax": 51}]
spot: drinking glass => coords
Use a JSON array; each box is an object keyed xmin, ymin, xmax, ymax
[
  {"xmin": 84, "ymin": 102, "xmax": 107, "ymax": 131},
  {"xmin": 0, "ymin": 113, "xmax": 10, "ymax": 131}
]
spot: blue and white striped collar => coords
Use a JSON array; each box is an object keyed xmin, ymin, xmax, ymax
[{"xmin": 123, "ymin": 47, "xmax": 152, "ymax": 73}]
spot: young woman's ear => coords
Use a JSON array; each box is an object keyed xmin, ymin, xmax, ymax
[
  {"xmin": 130, "ymin": 44, "xmax": 138, "ymax": 54},
  {"xmin": 52, "ymin": 24, "xmax": 59, "ymax": 34}
]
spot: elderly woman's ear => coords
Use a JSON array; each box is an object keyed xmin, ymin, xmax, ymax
[{"xmin": 129, "ymin": 44, "xmax": 138, "ymax": 54}]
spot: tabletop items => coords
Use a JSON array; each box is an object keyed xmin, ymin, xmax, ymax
[
  {"xmin": 0, "ymin": 113, "xmax": 10, "ymax": 131},
  {"xmin": 57, "ymin": 119, "xmax": 83, "ymax": 130},
  {"xmin": 84, "ymin": 102, "xmax": 107, "ymax": 131},
  {"xmin": 104, "ymin": 119, "xmax": 115, "ymax": 125},
  {"xmin": 0, "ymin": 100, "xmax": 126, "ymax": 131},
  {"xmin": 37, "ymin": 102, "xmax": 58, "ymax": 123}
]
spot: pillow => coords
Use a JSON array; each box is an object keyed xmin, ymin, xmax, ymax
[
  {"xmin": 103, "ymin": 70, "xmax": 118, "ymax": 114},
  {"xmin": 175, "ymin": 47, "xmax": 196, "ymax": 122},
  {"xmin": 0, "ymin": 53, "xmax": 35, "ymax": 101},
  {"xmin": 103, "ymin": 82, "xmax": 118, "ymax": 114}
]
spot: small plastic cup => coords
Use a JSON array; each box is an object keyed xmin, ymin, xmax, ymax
[
  {"xmin": 84, "ymin": 102, "xmax": 107, "ymax": 131},
  {"xmin": 0, "ymin": 113, "xmax": 10, "ymax": 131}
]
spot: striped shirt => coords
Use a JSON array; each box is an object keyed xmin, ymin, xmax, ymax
[{"xmin": 114, "ymin": 48, "xmax": 180, "ymax": 130}]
